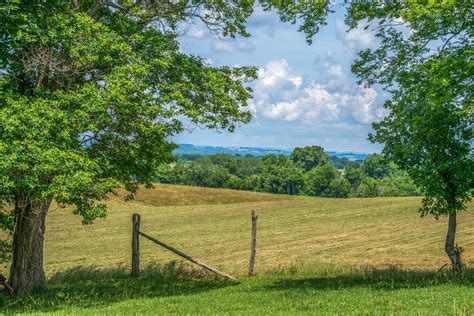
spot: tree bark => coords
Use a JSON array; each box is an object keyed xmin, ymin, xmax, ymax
[
  {"xmin": 8, "ymin": 196, "xmax": 52, "ymax": 293},
  {"xmin": 445, "ymin": 212, "xmax": 462, "ymax": 273}
]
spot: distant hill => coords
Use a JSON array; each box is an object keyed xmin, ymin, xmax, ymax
[{"xmin": 175, "ymin": 143, "xmax": 368, "ymax": 161}]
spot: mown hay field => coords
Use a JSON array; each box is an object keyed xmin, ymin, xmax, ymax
[{"xmin": 43, "ymin": 184, "xmax": 474, "ymax": 275}]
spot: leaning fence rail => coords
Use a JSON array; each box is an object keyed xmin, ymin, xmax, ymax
[{"xmin": 131, "ymin": 213, "xmax": 236, "ymax": 280}]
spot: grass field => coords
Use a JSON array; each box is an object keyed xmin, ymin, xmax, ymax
[{"xmin": 1, "ymin": 184, "xmax": 474, "ymax": 314}]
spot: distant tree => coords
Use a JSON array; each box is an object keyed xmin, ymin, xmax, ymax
[
  {"xmin": 207, "ymin": 154, "xmax": 239, "ymax": 175},
  {"xmin": 185, "ymin": 158, "xmax": 231, "ymax": 188},
  {"xmin": 178, "ymin": 154, "xmax": 203, "ymax": 162},
  {"xmin": 235, "ymin": 156, "xmax": 263, "ymax": 179},
  {"xmin": 303, "ymin": 164, "xmax": 340, "ymax": 197},
  {"xmin": 291, "ymin": 145, "xmax": 329, "ymax": 172},
  {"xmin": 224, "ymin": 175, "xmax": 245, "ymax": 190},
  {"xmin": 327, "ymin": 178, "xmax": 351, "ymax": 198},
  {"xmin": 377, "ymin": 171, "xmax": 420, "ymax": 197},
  {"xmin": 155, "ymin": 164, "xmax": 177, "ymax": 184},
  {"xmin": 242, "ymin": 175, "xmax": 262, "ymax": 192},
  {"xmin": 361, "ymin": 154, "xmax": 392, "ymax": 179},
  {"xmin": 355, "ymin": 177, "xmax": 379, "ymax": 198},
  {"xmin": 344, "ymin": 165, "xmax": 365, "ymax": 189},
  {"xmin": 261, "ymin": 155, "xmax": 304, "ymax": 195},
  {"xmin": 329, "ymin": 156, "xmax": 351, "ymax": 169}
]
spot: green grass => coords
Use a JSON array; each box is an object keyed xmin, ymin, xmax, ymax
[
  {"xmin": 1, "ymin": 184, "xmax": 474, "ymax": 314},
  {"xmin": 2, "ymin": 264, "xmax": 474, "ymax": 315}
]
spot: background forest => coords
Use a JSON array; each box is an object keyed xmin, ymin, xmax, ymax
[{"xmin": 156, "ymin": 145, "xmax": 420, "ymax": 198}]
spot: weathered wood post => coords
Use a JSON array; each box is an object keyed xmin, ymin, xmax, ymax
[
  {"xmin": 248, "ymin": 210, "xmax": 258, "ymax": 276},
  {"xmin": 132, "ymin": 213, "xmax": 141, "ymax": 279}
]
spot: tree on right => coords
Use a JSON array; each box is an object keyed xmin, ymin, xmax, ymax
[{"xmin": 282, "ymin": 0, "xmax": 473, "ymax": 272}]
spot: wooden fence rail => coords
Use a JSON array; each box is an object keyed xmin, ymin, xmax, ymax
[{"xmin": 131, "ymin": 213, "xmax": 236, "ymax": 280}]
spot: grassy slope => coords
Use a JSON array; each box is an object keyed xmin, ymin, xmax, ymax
[
  {"xmin": 2, "ymin": 184, "xmax": 474, "ymax": 314},
  {"xmin": 44, "ymin": 184, "xmax": 474, "ymax": 274}
]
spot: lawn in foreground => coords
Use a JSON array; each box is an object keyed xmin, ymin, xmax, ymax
[{"xmin": 1, "ymin": 264, "xmax": 473, "ymax": 315}]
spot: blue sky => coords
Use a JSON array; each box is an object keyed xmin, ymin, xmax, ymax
[{"xmin": 174, "ymin": 5, "xmax": 386, "ymax": 153}]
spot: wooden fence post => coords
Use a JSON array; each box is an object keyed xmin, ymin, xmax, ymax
[
  {"xmin": 132, "ymin": 213, "xmax": 141, "ymax": 279},
  {"xmin": 248, "ymin": 210, "xmax": 258, "ymax": 276}
]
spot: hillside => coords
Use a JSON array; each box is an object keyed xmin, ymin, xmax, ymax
[{"xmin": 43, "ymin": 184, "xmax": 474, "ymax": 275}]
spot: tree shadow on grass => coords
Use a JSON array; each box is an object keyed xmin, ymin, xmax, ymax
[
  {"xmin": 263, "ymin": 266, "xmax": 474, "ymax": 292},
  {"xmin": 0, "ymin": 261, "xmax": 237, "ymax": 313}
]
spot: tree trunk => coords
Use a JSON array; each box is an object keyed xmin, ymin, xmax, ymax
[
  {"xmin": 445, "ymin": 212, "xmax": 462, "ymax": 273},
  {"xmin": 9, "ymin": 196, "xmax": 52, "ymax": 293}
]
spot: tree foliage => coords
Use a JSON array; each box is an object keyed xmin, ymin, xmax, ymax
[
  {"xmin": 346, "ymin": 1, "xmax": 474, "ymax": 217},
  {"xmin": 0, "ymin": 1, "xmax": 258, "ymax": 225},
  {"xmin": 303, "ymin": 163, "xmax": 339, "ymax": 197},
  {"xmin": 291, "ymin": 145, "xmax": 329, "ymax": 172},
  {"xmin": 361, "ymin": 154, "xmax": 392, "ymax": 180},
  {"xmin": 260, "ymin": 154, "xmax": 304, "ymax": 195},
  {"xmin": 288, "ymin": 0, "xmax": 473, "ymax": 271}
]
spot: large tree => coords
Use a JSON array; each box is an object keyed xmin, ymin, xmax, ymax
[
  {"xmin": 351, "ymin": 1, "xmax": 473, "ymax": 272},
  {"xmin": 293, "ymin": 0, "xmax": 473, "ymax": 271},
  {"xmin": 0, "ymin": 0, "xmax": 271, "ymax": 293}
]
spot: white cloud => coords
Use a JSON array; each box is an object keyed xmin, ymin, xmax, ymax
[
  {"xmin": 287, "ymin": 76, "xmax": 303, "ymax": 86},
  {"xmin": 336, "ymin": 19, "xmax": 376, "ymax": 53},
  {"xmin": 250, "ymin": 59, "xmax": 384, "ymax": 125},
  {"xmin": 212, "ymin": 40, "xmax": 255, "ymax": 53},
  {"xmin": 187, "ymin": 27, "xmax": 206, "ymax": 39},
  {"xmin": 326, "ymin": 64, "xmax": 344, "ymax": 80},
  {"xmin": 257, "ymin": 59, "xmax": 289, "ymax": 87}
]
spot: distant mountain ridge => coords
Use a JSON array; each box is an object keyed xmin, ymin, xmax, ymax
[{"xmin": 175, "ymin": 143, "xmax": 368, "ymax": 161}]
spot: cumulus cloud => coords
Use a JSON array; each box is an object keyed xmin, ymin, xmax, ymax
[
  {"xmin": 250, "ymin": 59, "xmax": 384, "ymax": 125},
  {"xmin": 335, "ymin": 19, "xmax": 376, "ymax": 53},
  {"xmin": 181, "ymin": 24, "xmax": 209, "ymax": 39},
  {"xmin": 212, "ymin": 40, "xmax": 255, "ymax": 53}
]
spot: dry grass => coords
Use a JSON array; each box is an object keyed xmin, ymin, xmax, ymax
[{"xmin": 43, "ymin": 184, "xmax": 474, "ymax": 276}]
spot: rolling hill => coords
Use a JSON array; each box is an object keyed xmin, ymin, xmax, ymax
[{"xmin": 43, "ymin": 184, "xmax": 474, "ymax": 275}]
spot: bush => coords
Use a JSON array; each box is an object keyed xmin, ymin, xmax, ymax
[
  {"xmin": 377, "ymin": 170, "xmax": 420, "ymax": 197},
  {"xmin": 354, "ymin": 177, "xmax": 379, "ymax": 197},
  {"xmin": 225, "ymin": 175, "xmax": 245, "ymax": 190},
  {"xmin": 327, "ymin": 178, "xmax": 351, "ymax": 198}
]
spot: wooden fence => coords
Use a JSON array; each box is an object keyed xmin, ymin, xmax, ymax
[{"xmin": 131, "ymin": 211, "xmax": 259, "ymax": 280}]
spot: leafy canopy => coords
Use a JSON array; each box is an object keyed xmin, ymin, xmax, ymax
[
  {"xmin": 291, "ymin": 0, "xmax": 473, "ymax": 216},
  {"xmin": 0, "ymin": 0, "xmax": 285, "ymax": 225},
  {"xmin": 291, "ymin": 145, "xmax": 329, "ymax": 172},
  {"xmin": 350, "ymin": 1, "xmax": 474, "ymax": 216}
]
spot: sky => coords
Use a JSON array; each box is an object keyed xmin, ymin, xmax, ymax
[{"xmin": 173, "ymin": 5, "xmax": 387, "ymax": 153}]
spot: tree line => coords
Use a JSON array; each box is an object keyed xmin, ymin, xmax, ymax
[{"xmin": 156, "ymin": 146, "xmax": 420, "ymax": 198}]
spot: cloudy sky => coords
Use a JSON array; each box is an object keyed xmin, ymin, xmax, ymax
[{"xmin": 174, "ymin": 5, "xmax": 387, "ymax": 153}]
